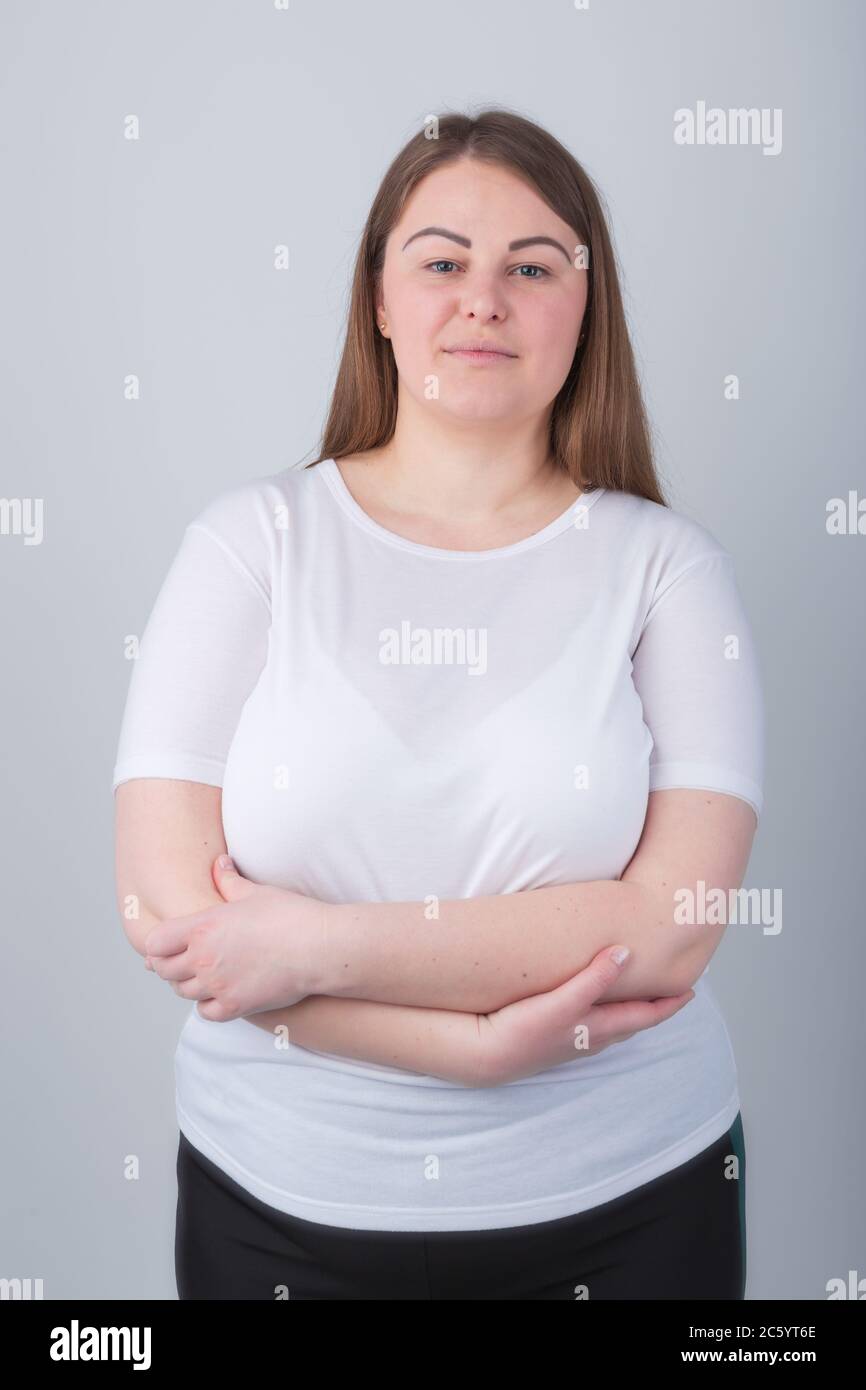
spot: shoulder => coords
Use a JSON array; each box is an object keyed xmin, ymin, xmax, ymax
[
  {"xmin": 592, "ymin": 490, "xmax": 747, "ymax": 654},
  {"xmin": 168, "ymin": 464, "xmax": 321, "ymax": 611},
  {"xmin": 184, "ymin": 462, "xmax": 319, "ymax": 554},
  {"xmin": 594, "ymin": 487, "xmax": 733, "ymax": 581}
]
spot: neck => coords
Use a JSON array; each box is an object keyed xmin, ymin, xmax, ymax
[{"xmin": 366, "ymin": 403, "xmax": 577, "ymax": 523}]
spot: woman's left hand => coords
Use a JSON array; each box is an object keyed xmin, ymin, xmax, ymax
[
  {"xmin": 143, "ymin": 855, "xmax": 327, "ymax": 1022},
  {"xmin": 478, "ymin": 946, "xmax": 696, "ymax": 1085}
]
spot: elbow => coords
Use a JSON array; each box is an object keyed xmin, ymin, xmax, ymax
[
  {"xmin": 669, "ymin": 949, "xmax": 703, "ymax": 996},
  {"xmin": 117, "ymin": 895, "xmax": 160, "ymax": 958},
  {"xmin": 635, "ymin": 884, "xmax": 727, "ymax": 997},
  {"xmin": 120, "ymin": 919, "xmax": 150, "ymax": 958},
  {"xmin": 669, "ymin": 932, "xmax": 724, "ymax": 995}
]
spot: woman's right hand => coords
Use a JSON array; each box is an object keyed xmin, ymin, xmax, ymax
[{"xmin": 474, "ymin": 946, "xmax": 696, "ymax": 1086}]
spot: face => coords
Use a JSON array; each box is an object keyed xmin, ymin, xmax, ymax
[{"xmin": 375, "ymin": 158, "xmax": 588, "ymax": 426}]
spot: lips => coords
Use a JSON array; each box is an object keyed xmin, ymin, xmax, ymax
[
  {"xmin": 444, "ymin": 345, "xmax": 517, "ymax": 359},
  {"xmin": 447, "ymin": 341, "xmax": 514, "ymax": 353}
]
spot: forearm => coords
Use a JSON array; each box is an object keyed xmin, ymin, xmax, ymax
[
  {"xmin": 243, "ymin": 995, "xmax": 487, "ymax": 1087},
  {"xmin": 115, "ymin": 779, "xmax": 229, "ymax": 957},
  {"xmin": 128, "ymin": 882, "xmax": 487, "ymax": 1086},
  {"xmin": 322, "ymin": 879, "xmax": 694, "ymax": 1014}
]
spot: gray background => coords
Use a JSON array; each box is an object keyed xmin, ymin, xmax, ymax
[{"xmin": 1, "ymin": 0, "xmax": 863, "ymax": 1300}]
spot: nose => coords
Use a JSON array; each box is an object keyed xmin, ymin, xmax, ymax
[{"xmin": 457, "ymin": 272, "xmax": 509, "ymax": 323}]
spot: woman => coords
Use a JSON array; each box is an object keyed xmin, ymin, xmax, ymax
[{"xmin": 113, "ymin": 108, "xmax": 763, "ymax": 1300}]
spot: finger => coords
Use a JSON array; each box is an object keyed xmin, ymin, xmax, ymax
[
  {"xmin": 197, "ymin": 997, "xmax": 235, "ymax": 1022},
  {"xmin": 495, "ymin": 952, "xmax": 635, "ymax": 1052},
  {"xmin": 171, "ymin": 978, "xmax": 214, "ymax": 1001},
  {"xmin": 151, "ymin": 950, "xmax": 197, "ymax": 983},
  {"xmin": 586, "ymin": 990, "xmax": 695, "ymax": 1038},
  {"xmin": 144, "ymin": 909, "xmax": 208, "ymax": 959},
  {"xmin": 211, "ymin": 853, "xmax": 255, "ymax": 903},
  {"xmin": 651, "ymin": 989, "xmax": 696, "ymax": 1019},
  {"xmin": 553, "ymin": 945, "xmax": 633, "ymax": 1019},
  {"xmin": 641, "ymin": 989, "xmax": 696, "ymax": 1023}
]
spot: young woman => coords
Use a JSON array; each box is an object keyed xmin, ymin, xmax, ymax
[{"xmin": 113, "ymin": 108, "xmax": 763, "ymax": 1300}]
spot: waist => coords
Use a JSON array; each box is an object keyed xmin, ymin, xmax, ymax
[{"xmin": 173, "ymin": 983, "xmax": 739, "ymax": 1231}]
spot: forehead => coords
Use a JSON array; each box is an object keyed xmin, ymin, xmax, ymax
[{"xmin": 394, "ymin": 160, "xmax": 572, "ymax": 241}]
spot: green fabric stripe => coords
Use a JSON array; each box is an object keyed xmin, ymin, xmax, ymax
[{"xmin": 728, "ymin": 1111, "xmax": 747, "ymax": 1297}]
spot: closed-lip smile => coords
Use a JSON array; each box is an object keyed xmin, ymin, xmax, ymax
[{"xmin": 444, "ymin": 341, "xmax": 518, "ymax": 358}]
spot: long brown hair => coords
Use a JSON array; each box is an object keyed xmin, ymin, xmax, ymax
[{"xmin": 306, "ymin": 106, "xmax": 666, "ymax": 506}]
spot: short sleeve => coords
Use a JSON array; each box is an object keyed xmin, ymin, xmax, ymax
[
  {"xmin": 111, "ymin": 519, "xmax": 271, "ymax": 793},
  {"xmin": 630, "ymin": 549, "xmax": 765, "ymax": 820}
]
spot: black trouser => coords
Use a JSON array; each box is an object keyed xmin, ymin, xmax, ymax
[{"xmin": 175, "ymin": 1115, "xmax": 746, "ymax": 1300}]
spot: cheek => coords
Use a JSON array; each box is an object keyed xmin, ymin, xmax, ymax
[
  {"xmin": 389, "ymin": 287, "xmax": 451, "ymax": 382},
  {"xmin": 524, "ymin": 294, "xmax": 582, "ymax": 383},
  {"xmin": 391, "ymin": 284, "xmax": 439, "ymax": 339},
  {"xmin": 390, "ymin": 279, "xmax": 444, "ymax": 331},
  {"xmin": 534, "ymin": 288, "xmax": 582, "ymax": 341}
]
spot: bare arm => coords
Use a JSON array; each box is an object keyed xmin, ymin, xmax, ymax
[
  {"xmin": 246, "ymin": 995, "xmax": 484, "ymax": 1084},
  {"xmin": 115, "ymin": 778, "xmax": 484, "ymax": 1083},
  {"xmin": 115, "ymin": 779, "xmax": 228, "ymax": 954},
  {"xmin": 320, "ymin": 790, "xmax": 759, "ymax": 1013}
]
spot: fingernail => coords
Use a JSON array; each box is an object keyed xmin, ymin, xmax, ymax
[
  {"xmin": 610, "ymin": 946, "xmax": 631, "ymax": 966},
  {"xmin": 145, "ymin": 956, "xmax": 153, "ymax": 970},
  {"xmin": 217, "ymin": 854, "xmax": 234, "ymax": 870}
]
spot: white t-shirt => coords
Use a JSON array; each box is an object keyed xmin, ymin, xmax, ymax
[{"xmin": 112, "ymin": 457, "xmax": 764, "ymax": 1233}]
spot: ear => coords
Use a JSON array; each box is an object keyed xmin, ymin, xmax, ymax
[{"xmin": 211, "ymin": 854, "xmax": 255, "ymax": 902}]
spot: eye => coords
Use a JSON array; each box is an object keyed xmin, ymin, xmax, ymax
[{"xmin": 422, "ymin": 260, "xmax": 551, "ymax": 279}]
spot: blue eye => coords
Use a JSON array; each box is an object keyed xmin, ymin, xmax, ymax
[{"xmin": 423, "ymin": 261, "xmax": 551, "ymax": 279}]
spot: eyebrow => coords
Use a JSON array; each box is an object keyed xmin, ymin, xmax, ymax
[{"xmin": 401, "ymin": 226, "xmax": 573, "ymax": 263}]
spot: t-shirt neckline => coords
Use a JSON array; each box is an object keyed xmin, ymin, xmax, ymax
[{"xmin": 315, "ymin": 456, "xmax": 605, "ymax": 561}]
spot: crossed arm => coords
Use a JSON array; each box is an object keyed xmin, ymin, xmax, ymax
[{"xmin": 115, "ymin": 778, "xmax": 757, "ymax": 1081}]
